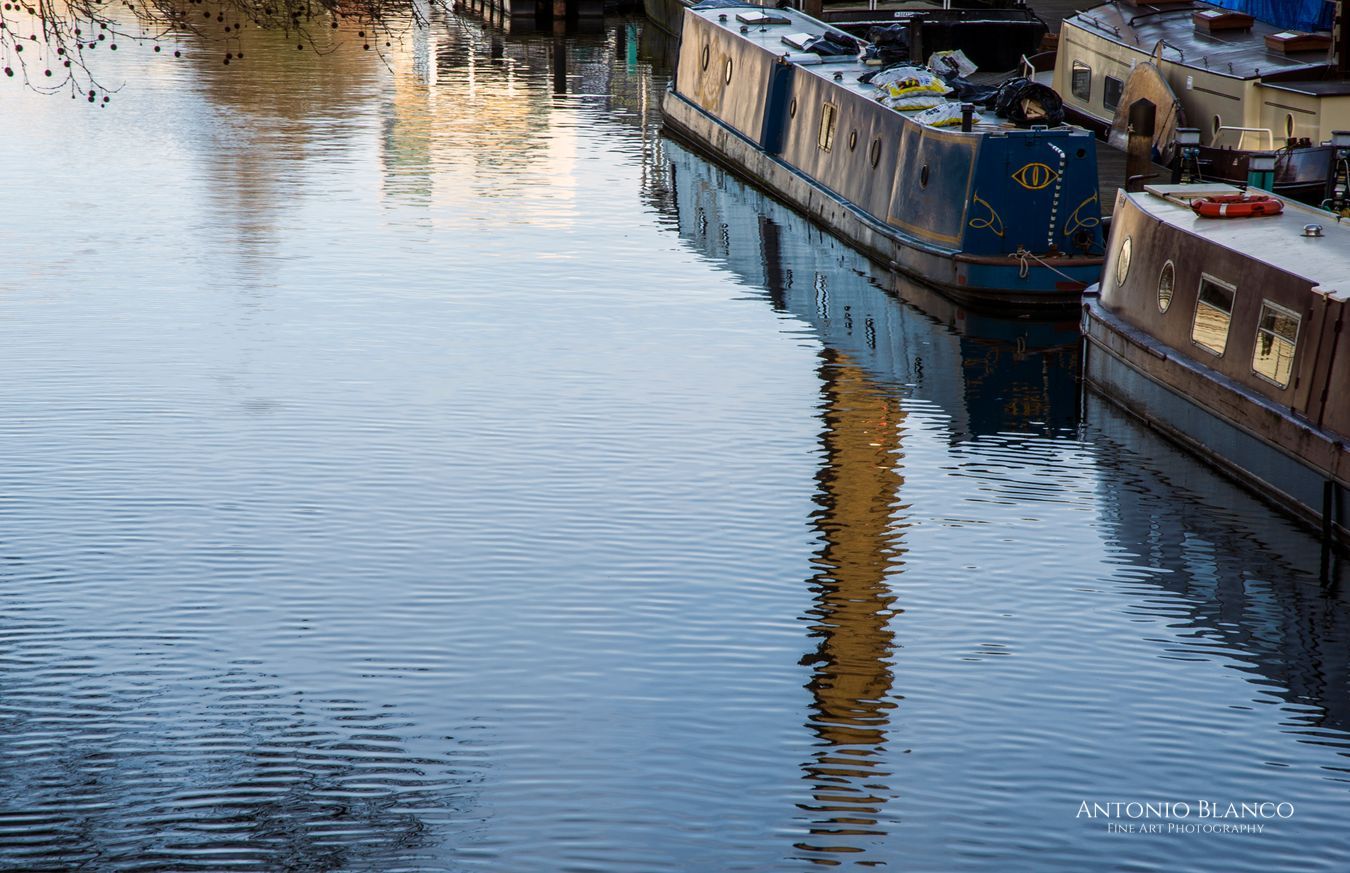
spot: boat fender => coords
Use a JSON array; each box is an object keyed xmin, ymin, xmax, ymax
[{"xmin": 1189, "ymin": 193, "xmax": 1285, "ymax": 218}]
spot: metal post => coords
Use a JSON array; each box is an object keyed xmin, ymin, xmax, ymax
[
  {"xmin": 553, "ymin": 37, "xmax": 567, "ymax": 93},
  {"xmin": 1322, "ymin": 479, "xmax": 1337, "ymax": 582}
]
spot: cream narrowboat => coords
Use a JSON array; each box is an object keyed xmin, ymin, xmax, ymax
[{"xmin": 1050, "ymin": 0, "xmax": 1350, "ymax": 204}]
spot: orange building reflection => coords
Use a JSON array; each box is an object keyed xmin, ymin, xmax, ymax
[{"xmin": 796, "ymin": 348, "xmax": 906, "ymax": 864}]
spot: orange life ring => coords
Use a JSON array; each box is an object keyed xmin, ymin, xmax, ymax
[{"xmin": 1189, "ymin": 193, "xmax": 1284, "ymax": 218}]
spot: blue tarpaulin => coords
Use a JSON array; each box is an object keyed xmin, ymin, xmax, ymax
[{"xmin": 1204, "ymin": 0, "xmax": 1335, "ymax": 33}]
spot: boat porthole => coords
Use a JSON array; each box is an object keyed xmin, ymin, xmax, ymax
[
  {"xmin": 1076, "ymin": 148, "xmax": 1087, "ymax": 159},
  {"xmin": 1212, "ymin": 114, "xmax": 1221, "ymax": 135},
  {"xmin": 848, "ymin": 129, "xmax": 857, "ymax": 151},
  {"xmin": 1158, "ymin": 260, "xmax": 1175, "ymax": 313},
  {"xmin": 701, "ymin": 44, "xmax": 710, "ymax": 71},
  {"xmin": 920, "ymin": 165, "xmax": 929, "ymax": 187},
  {"xmin": 724, "ymin": 58, "xmax": 733, "ymax": 85},
  {"xmin": 870, "ymin": 138, "xmax": 881, "ymax": 169},
  {"xmin": 1116, "ymin": 235, "xmax": 1132, "ymax": 287},
  {"xmin": 789, "ymin": 98, "xmax": 797, "ymax": 119},
  {"xmin": 1286, "ymin": 113, "xmax": 1295, "ymax": 139}
]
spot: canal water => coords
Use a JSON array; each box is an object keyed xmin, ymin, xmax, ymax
[{"xmin": 1, "ymin": 11, "xmax": 1347, "ymax": 872}]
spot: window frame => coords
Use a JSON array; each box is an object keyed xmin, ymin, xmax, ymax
[
  {"xmin": 1071, "ymin": 60, "xmax": 1092, "ymax": 103},
  {"xmin": 1190, "ymin": 274, "xmax": 1236, "ymax": 357},
  {"xmin": 1103, "ymin": 75, "xmax": 1124, "ymax": 112},
  {"xmin": 818, "ymin": 102, "xmax": 838, "ymax": 153},
  {"xmin": 1251, "ymin": 300, "xmax": 1301, "ymax": 388},
  {"xmin": 1157, "ymin": 260, "xmax": 1175, "ymax": 313}
]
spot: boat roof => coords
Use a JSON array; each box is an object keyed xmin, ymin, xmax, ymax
[
  {"xmin": 1065, "ymin": 1, "xmax": 1346, "ymax": 85},
  {"xmin": 1133, "ymin": 184, "xmax": 1350, "ymax": 294},
  {"xmin": 687, "ymin": 4, "xmax": 1089, "ymax": 135}
]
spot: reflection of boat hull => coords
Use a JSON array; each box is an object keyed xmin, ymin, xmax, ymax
[
  {"xmin": 663, "ymin": 6, "xmax": 1104, "ymax": 308},
  {"xmin": 1087, "ymin": 391, "xmax": 1350, "ymax": 733},
  {"xmin": 1082, "ymin": 185, "xmax": 1350, "ymax": 542},
  {"xmin": 666, "ymin": 139, "xmax": 1082, "ymax": 436}
]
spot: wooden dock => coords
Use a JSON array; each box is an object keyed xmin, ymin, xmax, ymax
[{"xmin": 455, "ymin": 0, "xmax": 603, "ymax": 31}]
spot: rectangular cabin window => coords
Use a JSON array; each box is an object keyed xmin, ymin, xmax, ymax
[
  {"xmin": 1252, "ymin": 301, "xmax": 1300, "ymax": 388},
  {"xmin": 1191, "ymin": 276, "xmax": 1235, "ymax": 356},
  {"xmin": 1103, "ymin": 76, "xmax": 1124, "ymax": 111},
  {"xmin": 818, "ymin": 102, "xmax": 838, "ymax": 153},
  {"xmin": 1071, "ymin": 61, "xmax": 1092, "ymax": 103}
]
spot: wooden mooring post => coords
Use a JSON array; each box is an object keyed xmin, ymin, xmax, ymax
[{"xmin": 1124, "ymin": 98, "xmax": 1156, "ymax": 193}]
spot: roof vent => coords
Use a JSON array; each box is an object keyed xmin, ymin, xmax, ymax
[
  {"xmin": 1304, "ymin": 224, "xmax": 1325, "ymax": 238},
  {"xmin": 1193, "ymin": 10, "xmax": 1253, "ymax": 33}
]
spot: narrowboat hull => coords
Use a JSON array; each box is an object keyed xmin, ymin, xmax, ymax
[
  {"xmin": 1083, "ymin": 297, "xmax": 1349, "ymax": 542},
  {"xmin": 642, "ymin": 0, "xmax": 688, "ymax": 38},
  {"xmin": 1197, "ymin": 144, "xmax": 1336, "ymax": 206},
  {"xmin": 663, "ymin": 91, "xmax": 1098, "ymax": 307},
  {"xmin": 663, "ymin": 5, "xmax": 1105, "ymax": 308}
]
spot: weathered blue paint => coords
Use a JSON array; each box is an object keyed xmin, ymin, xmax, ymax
[
  {"xmin": 760, "ymin": 62, "xmax": 795, "ymax": 155},
  {"xmin": 664, "ymin": 4, "xmax": 1105, "ymax": 304}
]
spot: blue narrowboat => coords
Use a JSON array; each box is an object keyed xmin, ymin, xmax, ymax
[{"xmin": 661, "ymin": 3, "xmax": 1106, "ymax": 307}]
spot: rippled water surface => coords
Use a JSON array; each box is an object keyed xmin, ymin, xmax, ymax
[{"xmin": 2, "ymin": 11, "xmax": 1349, "ymax": 871}]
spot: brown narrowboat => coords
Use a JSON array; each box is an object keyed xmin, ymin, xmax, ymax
[{"xmin": 1082, "ymin": 182, "xmax": 1350, "ymax": 541}]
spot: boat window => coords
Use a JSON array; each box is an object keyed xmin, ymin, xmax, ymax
[
  {"xmin": 724, "ymin": 58, "xmax": 734, "ymax": 85},
  {"xmin": 1103, "ymin": 76, "xmax": 1123, "ymax": 112},
  {"xmin": 848, "ymin": 129, "xmax": 858, "ymax": 152},
  {"xmin": 789, "ymin": 98, "xmax": 797, "ymax": 119},
  {"xmin": 1071, "ymin": 60, "xmax": 1091, "ymax": 102},
  {"xmin": 1285, "ymin": 113, "xmax": 1295, "ymax": 139},
  {"xmin": 1191, "ymin": 276, "xmax": 1235, "ymax": 356},
  {"xmin": 1252, "ymin": 301, "xmax": 1300, "ymax": 388},
  {"xmin": 1115, "ymin": 236, "xmax": 1132, "ymax": 286},
  {"xmin": 1157, "ymin": 261, "xmax": 1175, "ymax": 312},
  {"xmin": 870, "ymin": 138, "xmax": 882, "ymax": 169},
  {"xmin": 701, "ymin": 44, "xmax": 710, "ymax": 72},
  {"xmin": 818, "ymin": 102, "xmax": 838, "ymax": 152}
]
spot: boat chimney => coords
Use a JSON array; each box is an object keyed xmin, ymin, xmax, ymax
[{"xmin": 961, "ymin": 103, "xmax": 974, "ymax": 132}]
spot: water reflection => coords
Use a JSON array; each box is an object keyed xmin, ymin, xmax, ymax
[
  {"xmin": 662, "ymin": 140, "xmax": 1082, "ymax": 442},
  {"xmin": 0, "ymin": 642, "xmax": 469, "ymax": 870},
  {"xmin": 663, "ymin": 137, "xmax": 1091, "ymax": 864},
  {"xmin": 1088, "ymin": 395, "xmax": 1350, "ymax": 757},
  {"xmin": 797, "ymin": 350, "xmax": 905, "ymax": 864},
  {"xmin": 8, "ymin": 7, "xmax": 1350, "ymax": 869}
]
